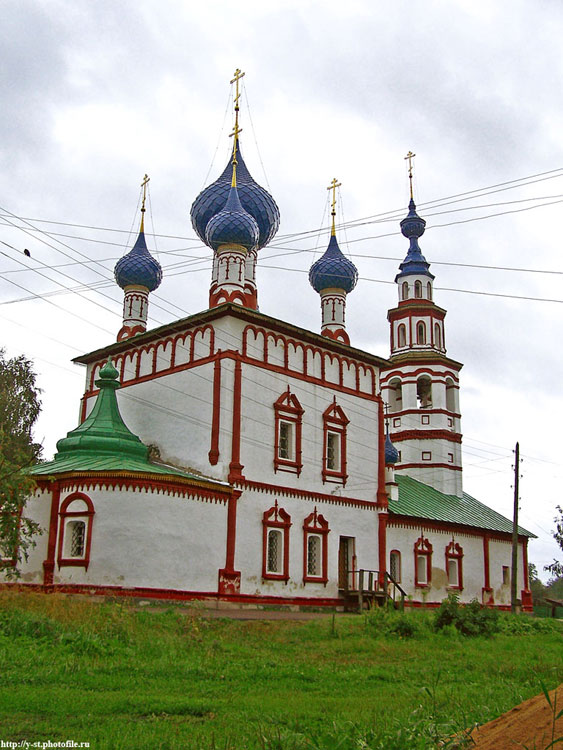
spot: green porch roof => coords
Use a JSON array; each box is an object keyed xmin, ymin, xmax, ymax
[
  {"xmin": 390, "ymin": 474, "xmax": 535, "ymax": 538},
  {"xmin": 30, "ymin": 358, "xmax": 228, "ymax": 492}
]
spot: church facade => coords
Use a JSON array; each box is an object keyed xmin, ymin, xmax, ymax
[{"xmin": 8, "ymin": 79, "xmax": 533, "ymax": 610}]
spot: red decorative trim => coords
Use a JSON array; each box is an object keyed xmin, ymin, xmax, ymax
[
  {"xmin": 273, "ymin": 388, "xmax": 304, "ymax": 476},
  {"xmin": 321, "ymin": 328, "xmax": 350, "ymax": 346},
  {"xmin": 0, "ymin": 582, "xmax": 344, "ymax": 608},
  {"xmin": 241, "ymin": 324, "xmax": 378, "ymax": 398},
  {"xmin": 483, "ymin": 534, "xmax": 491, "ymax": 590},
  {"xmin": 262, "ymin": 502, "xmax": 291, "ymax": 582},
  {"xmin": 237, "ymin": 478, "xmax": 378, "ymax": 509},
  {"xmin": 381, "ymin": 407, "xmax": 461, "ymax": 419},
  {"xmin": 210, "ymin": 288, "xmax": 247, "ymax": 308},
  {"xmin": 378, "ymin": 512, "xmax": 388, "ymax": 586},
  {"xmin": 302, "ymin": 508, "xmax": 329, "ymax": 584},
  {"xmin": 57, "ymin": 492, "xmax": 95, "ymax": 571},
  {"xmin": 117, "ymin": 323, "xmax": 146, "ymax": 342},
  {"xmin": 218, "ymin": 490, "xmax": 241, "ymax": 595},
  {"xmin": 43, "ymin": 483, "xmax": 61, "ymax": 585},
  {"xmin": 395, "ymin": 462, "xmax": 462, "ymax": 471},
  {"xmin": 389, "ymin": 515, "xmax": 530, "ymax": 545},
  {"xmin": 228, "ymin": 358, "xmax": 244, "ymax": 483},
  {"xmin": 521, "ymin": 539, "xmax": 531, "ymax": 605},
  {"xmin": 209, "ymin": 358, "xmax": 221, "ymax": 465},
  {"xmin": 376, "ymin": 398, "xmax": 388, "ymax": 507},
  {"xmin": 35, "ymin": 474, "xmax": 232, "ymax": 504},
  {"xmin": 445, "ymin": 539, "xmax": 463, "ymax": 590},
  {"xmin": 414, "ymin": 535, "xmax": 432, "ymax": 587},
  {"xmin": 390, "ymin": 429, "xmax": 462, "ymax": 443},
  {"xmin": 322, "ymin": 398, "xmax": 349, "ymax": 485}
]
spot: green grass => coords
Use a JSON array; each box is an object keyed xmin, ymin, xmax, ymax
[{"xmin": 0, "ymin": 591, "xmax": 562, "ymax": 749}]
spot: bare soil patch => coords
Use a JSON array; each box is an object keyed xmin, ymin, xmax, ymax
[{"xmin": 470, "ymin": 684, "xmax": 563, "ymax": 749}]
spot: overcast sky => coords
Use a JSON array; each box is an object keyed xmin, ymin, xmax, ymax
[{"xmin": 1, "ymin": 0, "xmax": 561, "ymax": 580}]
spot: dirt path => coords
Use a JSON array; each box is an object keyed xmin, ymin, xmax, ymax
[{"xmin": 469, "ymin": 684, "xmax": 563, "ymax": 749}]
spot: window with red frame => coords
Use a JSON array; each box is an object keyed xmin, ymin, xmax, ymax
[
  {"xmin": 262, "ymin": 502, "xmax": 291, "ymax": 581},
  {"xmin": 322, "ymin": 399, "xmax": 349, "ymax": 485},
  {"xmin": 57, "ymin": 493, "xmax": 95, "ymax": 570},
  {"xmin": 414, "ymin": 535, "xmax": 432, "ymax": 587},
  {"xmin": 303, "ymin": 508, "xmax": 329, "ymax": 584},
  {"xmin": 445, "ymin": 540, "xmax": 463, "ymax": 589},
  {"xmin": 273, "ymin": 389, "xmax": 304, "ymax": 476}
]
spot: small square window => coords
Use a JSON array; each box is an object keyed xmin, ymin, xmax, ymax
[
  {"xmin": 502, "ymin": 566, "xmax": 510, "ymax": 585},
  {"xmin": 397, "ymin": 451, "xmax": 401, "ymax": 462},
  {"xmin": 448, "ymin": 417, "xmax": 453, "ymax": 427},
  {"xmin": 393, "ymin": 417, "xmax": 401, "ymax": 428},
  {"xmin": 421, "ymin": 415, "xmax": 430, "ymax": 425},
  {"xmin": 422, "ymin": 451, "xmax": 432, "ymax": 461},
  {"xmin": 447, "ymin": 453, "xmax": 454, "ymax": 463}
]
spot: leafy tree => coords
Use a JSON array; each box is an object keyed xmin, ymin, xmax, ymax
[
  {"xmin": 528, "ymin": 563, "xmax": 546, "ymax": 604},
  {"xmin": 544, "ymin": 505, "xmax": 563, "ymax": 579},
  {"xmin": 0, "ymin": 349, "xmax": 42, "ymax": 576}
]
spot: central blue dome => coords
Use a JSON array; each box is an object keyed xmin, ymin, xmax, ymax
[
  {"xmin": 114, "ymin": 230, "xmax": 163, "ymax": 292},
  {"xmin": 309, "ymin": 235, "xmax": 358, "ymax": 293},
  {"xmin": 205, "ymin": 185, "xmax": 259, "ymax": 252},
  {"xmin": 191, "ymin": 143, "xmax": 280, "ymax": 250}
]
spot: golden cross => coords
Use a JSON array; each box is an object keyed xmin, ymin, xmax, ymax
[
  {"xmin": 229, "ymin": 68, "xmax": 245, "ymax": 145},
  {"xmin": 404, "ymin": 151, "xmax": 416, "ymax": 199},
  {"xmin": 327, "ymin": 177, "xmax": 341, "ymax": 236},
  {"xmin": 140, "ymin": 174, "xmax": 150, "ymax": 232}
]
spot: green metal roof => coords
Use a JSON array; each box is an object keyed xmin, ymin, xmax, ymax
[
  {"xmin": 30, "ymin": 358, "xmax": 228, "ymax": 491},
  {"xmin": 390, "ymin": 474, "xmax": 535, "ymax": 538}
]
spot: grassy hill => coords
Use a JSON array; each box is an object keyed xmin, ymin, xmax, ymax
[{"xmin": 0, "ymin": 590, "xmax": 561, "ymax": 749}]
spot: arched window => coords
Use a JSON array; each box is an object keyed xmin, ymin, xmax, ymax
[
  {"xmin": 417, "ymin": 376, "xmax": 432, "ymax": 408},
  {"xmin": 434, "ymin": 323, "xmax": 441, "ymax": 350},
  {"xmin": 387, "ymin": 377, "xmax": 402, "ymax": 411},
  {"xmin": 389, "ymin": 550, "xmax": 401, "ymax": 583},
  {"xmin": 427, "ymin": 282, "xmax": 432, "ymax": 300},
  {"xmin": 262, "ymin": 502, "xmax": 291, "ymax": 581},
  {"xmin": 445, "ymin": 540, "xmax": 463, "ymax": 589},
  {"xmin": 402, "ymin": 281, "xmax": 409, "ymax": 300},
  {"xmin": 414, "ymin": 280, "xmax": 422, "ymax": 298},
  {"xmin": 416, "ymin": 321, "xmax": 426, "ymax": 345},
  {"xmin": 446, "ymin": 378, "xmax": 457, "ymax": 413},
  {"xmin": 303, "ymin": 508, "xmax": 330, "ymax": 584},
  {"xmin": 57, "ymin": 493, "xmax": 95, "ymax": 570},
  {"xmin": 273, "ymin": 388, "xmax": 304, "ymax": 475},
  {"xmin": 414, "ymin": 536, "xmax": 432, "ymax": 587},
  {"xmin": 397, "ymin": 324, "xmax": 406, "ymax": 348}
]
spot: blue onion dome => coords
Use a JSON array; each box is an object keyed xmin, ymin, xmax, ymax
[
  {"xmin": 205, "ymin": 184, "xmax": 260, "ymax": 252},
  {"xmin": 309, "ymin": 235, "xmax": 358, "ymax": 293},
  {"xmin": 114, "ymin": 230, "xmax": 163, "ymax": 292},
  {"xmin": 191, "ymin": 142, "xmax": 280, "ymax": 250},
  {"xmin": 396, "ymin": 198, "xmax": 434, "ymax": 280},
  {"xmin": 384, "ymin": 432, "xmax": 400, "ymax": 465}
]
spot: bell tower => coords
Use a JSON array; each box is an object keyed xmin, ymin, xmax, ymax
[{"xmin": 380, "ymin": 153, "xmax": 464, "ymax": 497}]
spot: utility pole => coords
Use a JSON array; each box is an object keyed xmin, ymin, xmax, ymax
[{"xmin": 511, "ymin": 442, "xmax": 520, "ymax": 614}]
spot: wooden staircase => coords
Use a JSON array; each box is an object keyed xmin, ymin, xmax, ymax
[{"xmin": 339, "ymin": 569, "xmax": 406, "ymax": 612}]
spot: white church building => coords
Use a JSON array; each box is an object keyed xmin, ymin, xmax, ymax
[{"xmin": 10, "ymin": 78, "xmax": 534, "ymax": 611}]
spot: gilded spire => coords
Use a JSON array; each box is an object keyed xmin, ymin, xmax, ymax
[
  {"xmin": 327, "ymin": 177, "xmax": 341, "ymax": 237},
  {"xmin": 404, "ymin": 151, "xmax": 416, "ymax": 200},
  {"xmin": 140, "ymin": 173, "xmax": 150, "ymax": 233}
]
